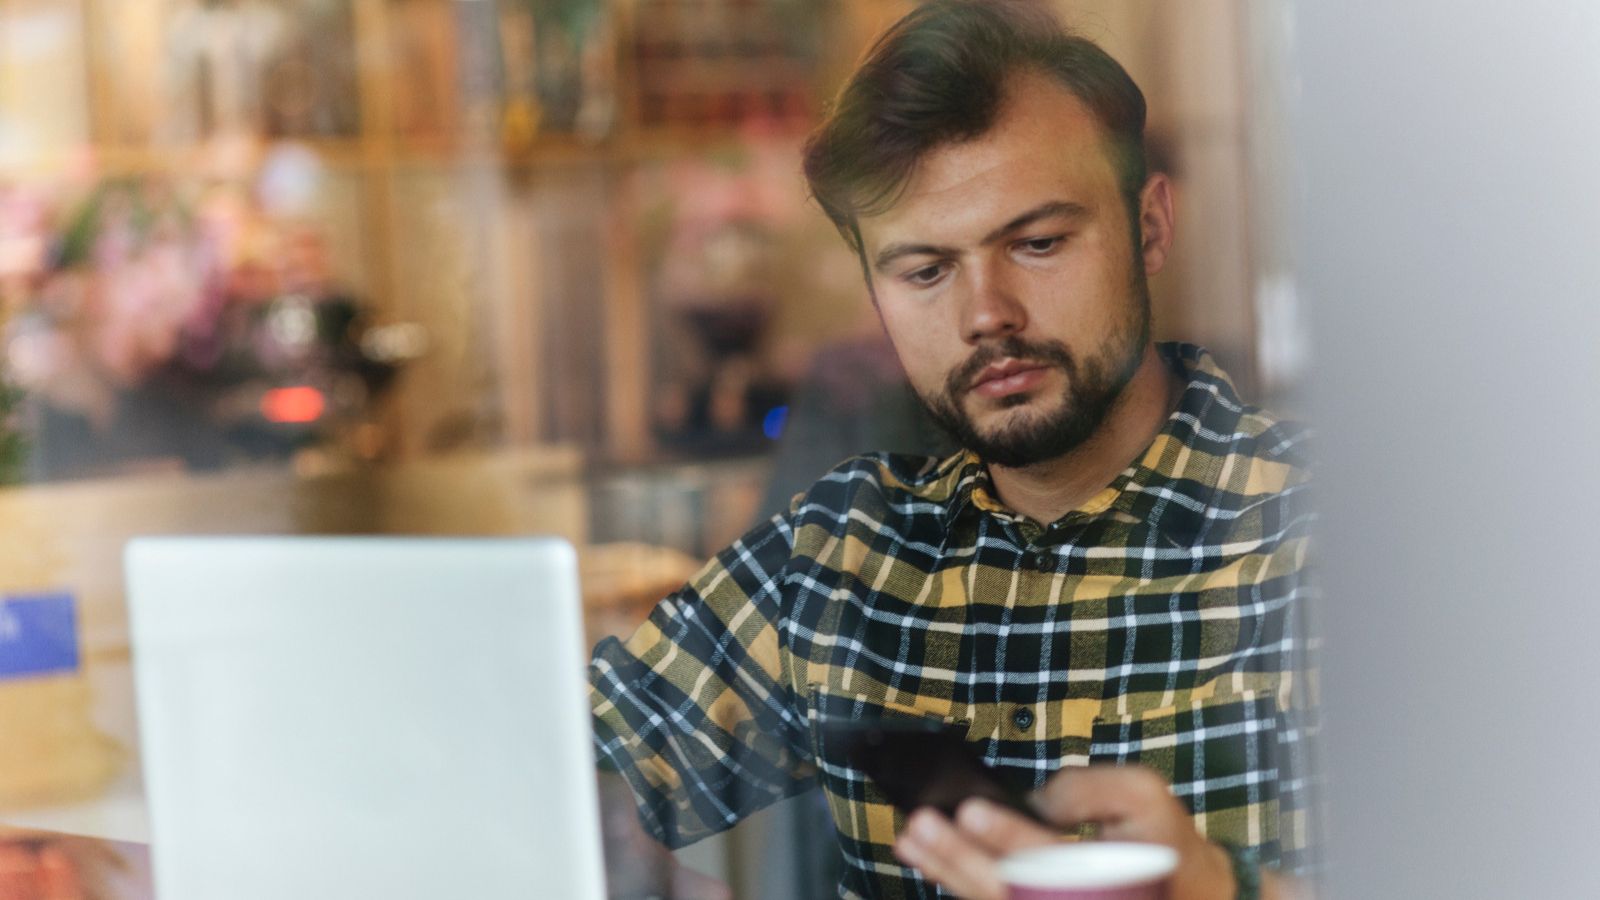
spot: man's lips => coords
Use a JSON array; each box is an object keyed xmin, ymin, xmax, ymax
[{"xmin": 969, "ymin": 359, "xmax": 1052, "ymax": 398}]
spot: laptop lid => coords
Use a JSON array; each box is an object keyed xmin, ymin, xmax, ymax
[{"xmin": 124, "ymin": 536, "xmax": 605, "ymax": 900}]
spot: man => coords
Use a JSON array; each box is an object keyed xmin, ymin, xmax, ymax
[{"xmin": 589, "ymin": 3, "xmax": 1316, "ymax": 898}]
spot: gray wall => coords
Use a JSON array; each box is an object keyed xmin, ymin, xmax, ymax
[{"xmin": 1283, "ymin": 2, "xmax": 1600, "ymax": 896}]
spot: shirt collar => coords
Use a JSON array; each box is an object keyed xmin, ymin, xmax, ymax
[
  {"xmin": 937, "ymin": 342, "xmax": 1246, "ymax": 550},
  {"xmin": 1102, "ymin": 343, "xmax": 1246, "ymax": 548}
]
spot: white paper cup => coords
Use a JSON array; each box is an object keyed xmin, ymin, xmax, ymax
[{"xmin": 998, "ymin": 842, "xmax": 1179, "ymax": 900}]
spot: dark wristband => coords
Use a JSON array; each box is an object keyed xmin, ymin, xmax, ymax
[{"xmin": 1219, "ymin": 843, "xmax": 1261, "ymax": 900}]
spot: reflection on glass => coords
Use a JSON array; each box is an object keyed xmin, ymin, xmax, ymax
[{"xmin": 0, "ymin": 2, "xmax": 1312, "ymax": 898}]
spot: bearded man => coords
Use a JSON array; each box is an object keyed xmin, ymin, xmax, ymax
[{"xmin": 589, "ymin": 3, "xmax": 1316, "ymax": 898}]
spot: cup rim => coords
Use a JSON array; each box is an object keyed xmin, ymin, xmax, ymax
[{"xmin": 997, "ymin": 841, "xmax": 1180, "ymax": 890}]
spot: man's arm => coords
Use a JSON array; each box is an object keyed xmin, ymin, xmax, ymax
[{"xmin": 588, "ymin": 512, "xmax": 813, "ymax": 850}]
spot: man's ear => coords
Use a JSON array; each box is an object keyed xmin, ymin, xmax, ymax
[{"xmin": 1137, "ymin": 173, "xmax": 1175, "ymax": 278}]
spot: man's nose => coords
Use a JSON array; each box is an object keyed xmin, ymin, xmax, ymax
[{"xmin": 959, "ymin": 264, "xmax": 1027, "ymax": 344}]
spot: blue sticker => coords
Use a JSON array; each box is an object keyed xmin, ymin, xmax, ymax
[
  {"xmin": 762, "ymin": 405, "xmax": 789, "ymax": 441},
  {"xmin": 0, "ymin": 592, "xmax": 80, "ymax": 680}
]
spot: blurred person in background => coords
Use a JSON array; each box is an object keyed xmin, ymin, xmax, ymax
[{"xmin": 589, "ymin": 3, "xmax": 1315, "ymax": 899}]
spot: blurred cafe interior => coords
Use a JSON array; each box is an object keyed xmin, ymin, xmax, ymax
[{"xmin": 0, "ymin": 0, "xmax": 1309, "ymax": 896}]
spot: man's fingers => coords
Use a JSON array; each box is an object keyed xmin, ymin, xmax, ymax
[
  {"xmin": 893, "ymin": 809, "xmax": 1006, "ymax": 900},
  {"xmin": 1032, "ymin": 764, "xmax": 1205, "ymax": 852},
  {"xmin": 952, "ymin": 799, "xmax": 1058, "ymax": 856}
]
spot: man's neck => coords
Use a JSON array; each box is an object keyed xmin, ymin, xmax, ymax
[{"xmin": 986, "ymin": 344, "xmax": 1184, "ymax": 526}]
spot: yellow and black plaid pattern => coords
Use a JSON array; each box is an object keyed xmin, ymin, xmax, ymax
[{"xmin": 590, "ymin": 344, "xmax": 1317, "ymax": 899}]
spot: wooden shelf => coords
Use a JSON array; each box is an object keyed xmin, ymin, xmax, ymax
[
  {"xmin": 0, "ymin": 138, "xmax": 603, "ymax": 181},
  {"xmin": 3, "ymin": 0, "xmax": 841, "ymax": 465}
]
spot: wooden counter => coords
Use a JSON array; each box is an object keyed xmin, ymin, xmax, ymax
[
  {"xmin": 0, "ymin": 447, "xmax": 589, "ymax": 655},
  {"xmin": 0, "ymin": 447, "xmax": 593, "ymax": 818}
]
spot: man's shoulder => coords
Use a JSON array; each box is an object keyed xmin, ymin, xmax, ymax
[
  {"xmin": 1232, "ymin": 403, "xmax": 1315, "ymax": 478},
  {"xmin": 1171, "ymin": 343, "xmax": 1314, "ymax": 480},
  {"xmin": 790, "ymin": 450, "xmax": 965, "ymax": 519},
  {"xmin": 1195, "ymin": 401, "xmax": 1316, "ymax": 541}
]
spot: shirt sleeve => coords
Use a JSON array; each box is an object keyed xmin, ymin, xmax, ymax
[
  {"xmin": 1265, "ymin": 437, "xmax": 1322, "ymax": 879},
  {"xmin": 1273, "ymin": 560, "xmax": 1320, "ymax": 878},
  {"xmin": 587, "ymin": 512, "xmax": 815, "ymax": 848}
]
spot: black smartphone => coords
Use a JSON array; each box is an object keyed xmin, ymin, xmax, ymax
[{"xmin": 822, "ymin": 717, "xmax": 1047, "ymax": 824}]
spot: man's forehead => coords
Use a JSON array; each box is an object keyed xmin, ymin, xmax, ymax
[{"xmin": 858, "ymin": 72, "xmax": 1123, "ymax": 249}]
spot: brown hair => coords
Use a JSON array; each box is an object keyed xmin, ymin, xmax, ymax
[{"xmin": 803, "ymin": 0, "xmax": 1149, "ymax": 256}]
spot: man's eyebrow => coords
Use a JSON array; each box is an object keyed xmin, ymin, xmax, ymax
[
  {"xmin": 872, "ymin": 242, "xmax": 954, "ymax": 274},
  {"xmin": 870, "ymin": 201, "xmax": 1090, "ymax": 274},
  {"xmin": 981, "ymin": 200, "xmax": 1089, "ymax": 245}
]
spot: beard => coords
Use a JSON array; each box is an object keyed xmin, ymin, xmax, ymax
[{"xmin": 917, "ymin": 294, "xmax": 1151, "ymax": 469}]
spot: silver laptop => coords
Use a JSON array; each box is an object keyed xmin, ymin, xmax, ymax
[{"xmin": 124, "ymin": 537, "xmax": 606, "ymax": 900}]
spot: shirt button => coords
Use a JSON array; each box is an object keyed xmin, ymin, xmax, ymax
[
  {"xmin": 1012, "ymin": 707, "xmax": 1035, "ymax": 730},
  {"xmin": 1031, "ymin": 550, "xmax": 1053, "ymax": 571}
]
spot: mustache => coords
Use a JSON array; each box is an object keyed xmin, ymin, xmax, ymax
[{"xmin": 944, "ymin": 336, "xmax": 1078, "ymax": 396}]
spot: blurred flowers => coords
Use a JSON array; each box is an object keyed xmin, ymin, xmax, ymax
[{"xmin": 0, "ymin": 142, "xmax": 417, "ymax": 479}]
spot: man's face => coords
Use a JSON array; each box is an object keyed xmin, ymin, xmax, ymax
[{"xmin": 858, "ymin": 71, "xmax": 1160, "ymax": 468}]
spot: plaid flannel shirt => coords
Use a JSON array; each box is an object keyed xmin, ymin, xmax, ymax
[{"xmin": 589, "ymin": 343, "xmax": 1318, "ymax": 899}]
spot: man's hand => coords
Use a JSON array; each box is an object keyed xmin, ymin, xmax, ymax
[{"xmin": 892, "ymin": 765, "xmax": 1237, "ymax": 900}]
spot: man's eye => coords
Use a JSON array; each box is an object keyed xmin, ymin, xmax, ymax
[
  {"xmin": 1018, "ymin": 236, "xmax": 1064, "ymax": 254},
  {"xmin": 903, "ymin": 264, "xmax": 946, "ymax": 286}
]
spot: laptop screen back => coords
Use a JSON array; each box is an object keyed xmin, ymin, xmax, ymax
[{"xmin": 124, "ymin": 536, "xmax": 605, "ymax": 900}]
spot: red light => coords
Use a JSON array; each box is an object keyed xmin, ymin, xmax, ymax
[{"xmin": 261, "ymin": 386, "xmax": 325, "ymax": 424}]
